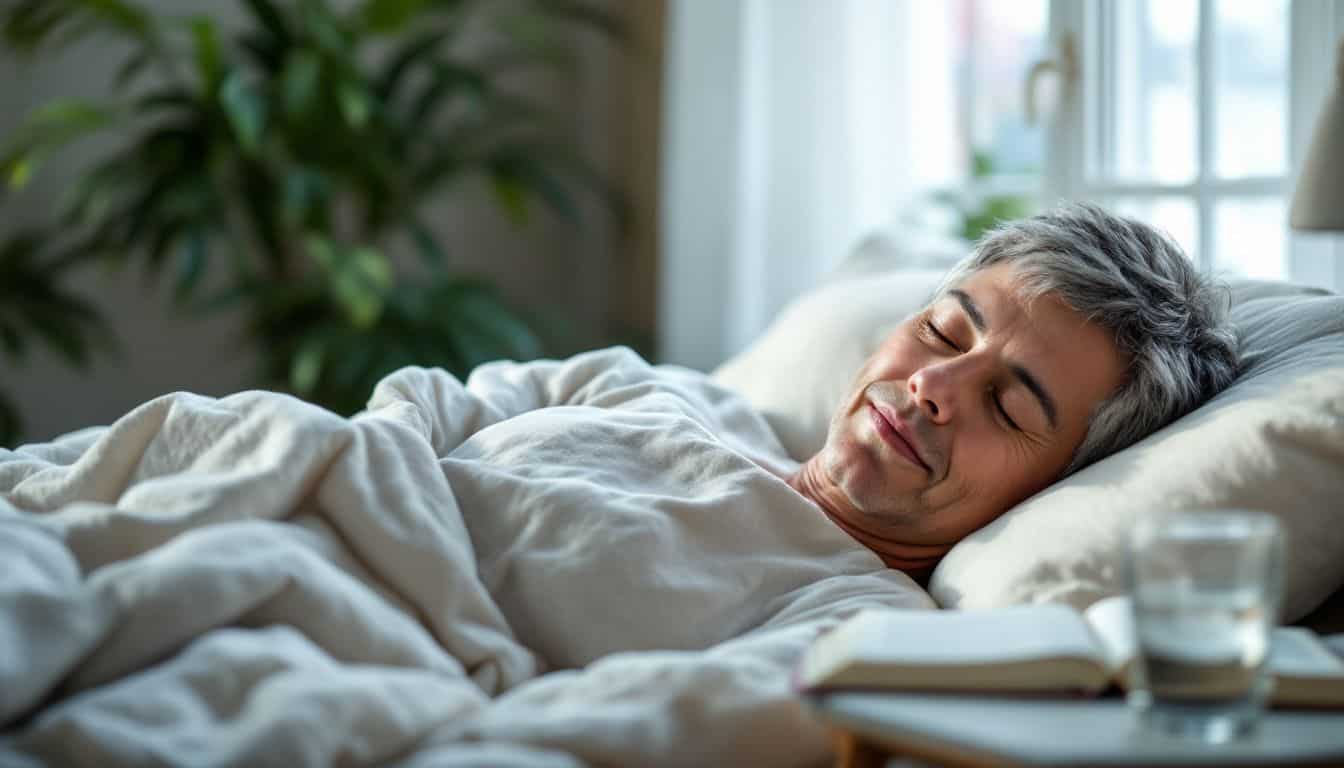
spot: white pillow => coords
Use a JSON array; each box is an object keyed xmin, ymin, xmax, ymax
[{"xmin": 712, "ymin": 241, "xmax": 1344, "ymax": 622}]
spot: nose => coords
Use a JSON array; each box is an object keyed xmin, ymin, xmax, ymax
[{"xmin": 908, "ymin": 355, "xmax": 988, "ymax": 425}]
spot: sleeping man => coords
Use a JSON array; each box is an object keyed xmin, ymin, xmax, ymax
[{"xmin": 0, "ymin": 203, "xmax": 1238, "ymax": 767}]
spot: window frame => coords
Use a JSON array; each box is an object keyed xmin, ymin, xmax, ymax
[{"xmin": 1046, "ymin": 0, "xmax": 1344, "ymax": 289}]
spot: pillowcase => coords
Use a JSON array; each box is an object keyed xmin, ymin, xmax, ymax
[{"xmin": 712, "ymin": 238, "xmax": 1344, "ymax": 623}]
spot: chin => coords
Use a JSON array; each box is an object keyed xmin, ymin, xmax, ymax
[{"xmin": 820, "ymin": 440, "xmax": 881, "ymax": 512}]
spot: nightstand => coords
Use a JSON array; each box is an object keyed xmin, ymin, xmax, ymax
[{"xmin": 810, "ymin": 692, "xmax": 1344, "ymax": 767}]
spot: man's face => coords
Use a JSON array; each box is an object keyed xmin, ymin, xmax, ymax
[{"xmin": 815, "ymin": 263, "xmax": 1127, "ymax": 549}]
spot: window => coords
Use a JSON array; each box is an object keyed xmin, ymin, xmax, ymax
[
  {"xmin": 920, "ymin": 0, "xmax": 1049, "ymax": 242},
  {"xmin": 1079, "ymin": 0, "xmax": 1290, "ymax": 279},
  {"xmin": 921, "ymin": 0, "xmax": 1343, "ymax": 291}
]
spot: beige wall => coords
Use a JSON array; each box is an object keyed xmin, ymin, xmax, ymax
[{"xmin": 0, "ymin": 1, "xmax": 662, "ymax": 444}]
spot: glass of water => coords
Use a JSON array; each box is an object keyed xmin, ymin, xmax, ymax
[{"xmin": 1125, "ymin": 510, "xmax": 1285, "ymax": 743}]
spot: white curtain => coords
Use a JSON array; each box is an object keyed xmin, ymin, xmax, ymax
[{"xmin": 658, "ymin": 0, "xmax": 958, "ymax": 371}]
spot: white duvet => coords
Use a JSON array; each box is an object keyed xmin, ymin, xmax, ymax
[{"xmin": 0, "ymin": 347, "xmax": 934, "ymax": 767}]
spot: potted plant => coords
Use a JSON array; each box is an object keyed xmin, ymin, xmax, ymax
[{"xmin": 0, "ymin": 0, "xmax": 622, "ymax": 442}]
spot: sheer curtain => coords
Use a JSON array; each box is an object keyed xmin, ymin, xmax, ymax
[{"xmin": 658, "ymin": 0, "xmax": 956, "ymax": 371}]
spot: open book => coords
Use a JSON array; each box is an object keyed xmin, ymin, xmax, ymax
[{"xmin": 797, "ymin": 596, "xmax": 1344, "ymax": 708}]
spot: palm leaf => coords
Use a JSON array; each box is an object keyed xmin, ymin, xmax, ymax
[
  {"xmin": 190, "ymin": 16, "xmax": 224, "ymax": 94},
  {"xmin": 241, "ymin": 0, "xmax": 292, "ymax": 47},
  {"xmin": 1, "ymin": 2, "xmax": 75, "ymax": 51},
  {"xmin": 112, "ymin": 49, "xmax": 153, "ymax": 90},
  {"xmin": 281, "ymin": 50, "xmax": 323, "ymax": 118},
  {"xmin": 2, "ymin": 0, "xmax": 154, "ymax": 51},
  {"xmin": 359, "ymin": 0, "xmax": 433, "ymax": 34},
  {"xmin": 405, "ymin": 59, "xmax": 490, "ymax": 130},
  {"xmin": 0, "ymin": 230, "xmax": 114, "ymax": 372},
  {"xmin": 408, "ymin": 218, "xmax": 447, "ymax": 267},
  {"xmin": 219, "ymin": 73, "xmax": 268, "ymax": 152},
  {"xmin": 531, "ymin": 0, "xmax": 627, "ymax": 42},
  {"xmin": 73, "ymin": 0, "xmax": 152, "ymax": 38},
  {"xmin": 375, "ymin": 28, "xmax": 453, "ymax": 103},
  {"xmin": 0, "ymin": 100, "xmax": 121, "ymax": 190}
]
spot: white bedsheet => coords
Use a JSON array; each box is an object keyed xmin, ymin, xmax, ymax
[{"xmin": 0, "ymin": 348, "xmax": 934, "ymax": 767}]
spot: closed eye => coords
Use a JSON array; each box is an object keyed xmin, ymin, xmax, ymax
[
  {"xmin": 993, "ymin": 390, "xmax": 1021, "ymax": 431},
  {"xmin": 920, "ymin": 318, "xmax": 960, "ymax": 352}
]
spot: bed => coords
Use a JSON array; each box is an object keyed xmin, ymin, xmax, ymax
[{"xmin": 2, "ymin": 234, "xmax": 1342, "ymax": 767}]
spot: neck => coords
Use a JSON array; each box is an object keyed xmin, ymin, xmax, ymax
[{"xmin": 788, "ymin": 457, "xmax": 948, "ymax": 577}]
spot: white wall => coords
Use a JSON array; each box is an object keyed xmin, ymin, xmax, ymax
[{"xmin": 658, "ymin": 0, "xmax": 939, "ymax": 372}]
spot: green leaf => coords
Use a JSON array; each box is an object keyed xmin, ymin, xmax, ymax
[
  {"xmin": 238, "ymin": 31, "xmax": 284, "ymax": 74},
  {"xmin": 290, "ymin": 332, "xmax": 329, "ymax": 395},
  {"xmin": 500, "ymin": 151, "xmax": 578, "ymax": 222},
  {"xmin": 301, "ymin": 3, "xmax": 349, "ymax": 56},
  {"xmin": 324, "ymin": 333, "xmax": 378, "ymax": 398},
  {"xmin": 112, "ymin": 49, "xmax": 152, "ymax": 90},
  {"xmin": 409, "ymin": 219, "xmax": 447, "ymax": 267},
  {"xmin": 454, "ymin": 287, "xmax": 543, "ymax": 359},
  {"xmin": 190, "ymin": 16, "xmax": 222, "ymax": 94},
  {"xmin": 240, "ymin": 165, "xmax": 284, "ymax": 270},
  {"xmin": 144, "ymin": 221, "xmax": 183, "ymax": 273},
  {"xmin": 307, "ymin": 236, "xmax": 393, "ymax": 328},
  {"xmin": 306, "ymin": 233, "xmax": 338, "ymax": 270},
  {"xmin": 533, "ymin": 0, "xmax": 627, "ymax": 42},
  {"xmin": 20, "ymin": 300, "xmax": 91, "ymax": 368},
  {"xmin": 220, "ymin": 73, "xmax": 267, "ymax": 152},
  {"xmin": 489, "ymin": 167, "xmax": 530, "ymax": 224},
  {"xmin": 2, "ymin": 2, "xmax": 74, "ymax": 52},
  {"xmin": 339, "ymin": 246, "xmax": 393, "ymax": 326},
  {"xmin": 376, "ymin": 28, "xmax": 451, "ymax": 103},
  {"xmin": 971, "ymin": 149, "xmax": 995, "ymax": 178},
  {"xmin": 134, "ymin": 87, "xmax": 199, "ymax": 117},
  {"xmin": 242, "ymin": 0, "xmax": 292, "ymax": 45},
  {"xmin": 281, "ymin": 50, "xmax": 322, "ymax": 118},
  {"xmin": 337, "ymin": 79, "xmax": 374, "ymax": 130},
  {"xmin": 359, "ymin": 0, "xmax": 430, "ymax": 34},
  {"xmin": 3, "ymin": 0, "xmax": 154, "ymax": 52},
  {"xmin": 537, "ymin": 141, "xmax": 628, "ymax": 228},
  {"xmin": 407, "ymin": 60, "xmax": 489, "ymax": 129},
  {"xmin": 76, "ymin": 0, "xmax": 152, "ymax": 38},
  {"xmin": 0, "ymin": 100, "xmax": 120, "ymax": 189},
  {"xmin": 281, "ymin": 167, "xmax": 329, "ymax": 226},
  {"xmin": 8, "ymin": 157, "xmax": 35, "ymax": 189},
  {"xmin": 174, "ymin": 229, "xmax": 207, "ymax": 300}
]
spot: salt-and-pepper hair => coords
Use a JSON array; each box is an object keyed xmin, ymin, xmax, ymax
[{"xmin": 937, "ymin": 202, "xmax": 1239, "ymax": 476}]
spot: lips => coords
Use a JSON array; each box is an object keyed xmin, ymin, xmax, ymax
[{"xmin": 867, "ymin": 402, "xmax": 932, "ymax": 474}]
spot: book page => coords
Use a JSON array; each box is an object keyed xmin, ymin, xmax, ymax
[
  {"xmin": 848, "ymin": 603, "xmax": 1105, "ymax": 667},
  {"xmin": 1078, "ymin": 597, "xmax": 1344, "ymax": 704},
  {"xmin": 1082, "ymin": 595, "xmax": 1136, "ymax": 680},
  {"xmin": 1269, "ymin": 628, "xmax": 1344, "ymax": 675},
  {"xmin": 797, "ymin": 604, "xmax": 1116, "ymax": 694}
]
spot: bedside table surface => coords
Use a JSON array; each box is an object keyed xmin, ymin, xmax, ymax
[{"xmin": 810, "ymin": 692, "xmax": 1344, "ymax": 767}]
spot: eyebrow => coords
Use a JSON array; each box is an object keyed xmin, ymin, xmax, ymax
[{"xmin": 948, "ymin": 289, "xmax": 1059, "ymax": 432}]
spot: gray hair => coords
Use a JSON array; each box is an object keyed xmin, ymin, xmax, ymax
[{"xmin": 937, "ymin": 202, "xmax": 1239, "ymax": 475}]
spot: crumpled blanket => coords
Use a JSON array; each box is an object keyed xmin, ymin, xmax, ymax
[{"xmin": 0, "ymin": 362, "xmax": 932, "ymax": 767}]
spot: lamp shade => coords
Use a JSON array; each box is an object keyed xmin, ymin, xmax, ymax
[{"xmin": 1292, "ymin": 41, "xmax": 1344, "ymax": 230}]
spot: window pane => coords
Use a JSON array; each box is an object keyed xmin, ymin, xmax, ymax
[
  {"xmin": 1111, "ymin": 197, "xmax": 1200, "ymax": 264},
  {"xmin": 911, "ymin": 0, "xmax": 1047, "ymax": 242},
  {"xmin": 1214, "ymin": 198, "xmax": 1287, "ymax": 279},
  {"xmin": 942, "ymin": 0, "xmax": 1049, "ymax": 181},
  {"xmin": 1107, "ymin": 0, "xmax": 1197, "ymax": 184},
  {"xmin": 1214, "ymin": 0, "xmax": 1288, "ymax": 178},
  {"xmin": 968, "ymin": 0, "xmax": 1049, "ymax": 177}
]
